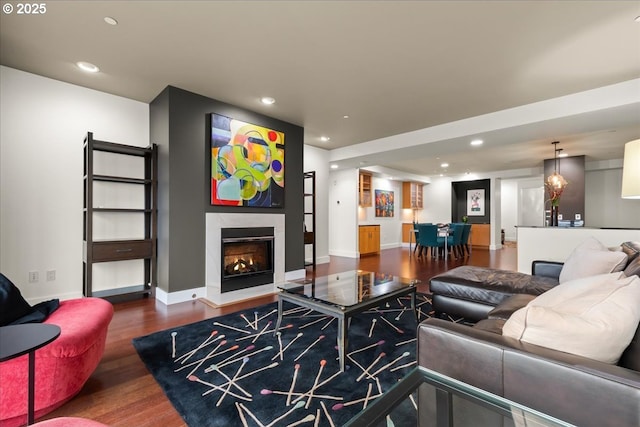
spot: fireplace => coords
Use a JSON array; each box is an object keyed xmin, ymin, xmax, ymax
[{"xmin": 221, "ymin": 227, "xmax": 274, "ymax": 293}]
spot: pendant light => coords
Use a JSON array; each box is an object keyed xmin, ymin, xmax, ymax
[{"xmin": 547, "ymin": 141, "xmax": 567, "ymax": 192}]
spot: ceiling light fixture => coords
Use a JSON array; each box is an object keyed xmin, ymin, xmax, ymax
[
  {"xmin": 621, "ymin": 139, "xmax": 640, "ymax": 199},
  {"xmin": 440, "ymin": 163, "xmax": 449, "ymax": 168},
  {"xmin": 104, "ymin": 16, "xmax": 118, "ymax": 25},
  {"xmin": 558, "ymin": 152, "xmax": 568, "ymax": 158},
  {"xmin": 260, "ymin": 97, "xmax": 275, "ymax": 105},
  {"xmin": 320, "ymin": 136, "xmax": 330, "ymax": 142},
  {"xmin": 470, "ymin": 139, "xmax": 483, "ymax": 146},
  {"xmin": 343, "ymin": 115, "xmax": 350, "ymax": 119},
  {"xmin": 546, "ymin": 141, "xmax": 568, "ymax": 200},
  {"xmin": 635, "ymin": 15, "xmax": 640, "ymax": 23},
  {"xmin": 76, "ymin": 62, "xmax": 100, "ymax": 73},
  {"xmin": 330, "ymin": 164, "xmax": 338, "ymax": 169}
]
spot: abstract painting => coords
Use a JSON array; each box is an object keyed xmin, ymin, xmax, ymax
[
  {"xmin": 375, "ymin": 189, "xmax": 394, "ymax": 217},
  {"xmin": 211, "ymin": 114, "xmax": 285, "ymax": 207}
]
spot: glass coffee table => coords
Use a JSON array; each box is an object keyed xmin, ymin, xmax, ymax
[
  {"xmin": 274, "ymin": 270, "xmax": 419, "ymax": 372},
  {"xmin": 344, "ymin": 366, "xmax": 575, "ymax": 427}
]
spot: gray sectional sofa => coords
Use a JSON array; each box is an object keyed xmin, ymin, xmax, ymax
[{"xmin": 419, "ymin": 240, "xmax": 640, "ymax": 426}]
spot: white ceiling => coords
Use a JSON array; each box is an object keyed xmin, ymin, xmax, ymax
[{"xmin": 1, "ymin": 1, "xmax": 639, "ymax": 178}]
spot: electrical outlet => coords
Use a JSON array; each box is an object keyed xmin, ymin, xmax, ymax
[
  {"xmin": 46, "ymin": 270, "xmax": 56, "ymax": 281},
  {"xmin": 28, "ymin": 271, "xmax": 39, "ymax": 283},
  {"xmin": 575, "ymin": 213, "xmax": 581, "ymax": 220}
]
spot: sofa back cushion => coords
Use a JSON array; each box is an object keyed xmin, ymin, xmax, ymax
[
  {"xmin": 620, "ymin": 241, "xmax": 640, "ymax": 264},
  {"xmin": 624, "ymin": 255, "xmax": 640, "ymax": 278},
  {"xmin": 559, "ymin": 237, "xmax": 628, "ymax": 284},
  {"xmin": 502, "ymin": 273, "xmax": 640, "ymax": 364}
]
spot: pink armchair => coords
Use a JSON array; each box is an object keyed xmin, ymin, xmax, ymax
[{"xmin": 0, "ymin": 298, "xmax": 113, "ymax": 427}]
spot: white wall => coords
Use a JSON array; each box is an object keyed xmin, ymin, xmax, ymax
[
  {"xmin": 302, "ymin": 145, "xmax": 330, "ymax": 264},
  {"xmin": 586, "ymin": 167, "xmax": 640, "ymax": 228},
  {"xmin": 500, "ymin": 179, "xmax": 518, "ymax": 241},
  {"xmin": 421, "ymin": 177, "xmax": 452, "ymax": 224},
  {"xmin": 328, "ymin": 168, "xmax": 359, "ymax": 257},
  {"xmin": 357, "ymin": 176, "xmax": 403, "ymax": 250},
  {"xmin": 0, "ymin": 66, "xmax": 149, "ymax": 302}
]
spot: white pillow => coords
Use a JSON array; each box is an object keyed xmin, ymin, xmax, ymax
[
  {"xmin": 559, "ymin": 237, "xmax": 628, "ymax": 283},
  {"xmin": 503, "ymin": 274, "xmax": 640, "ymax": 364}
]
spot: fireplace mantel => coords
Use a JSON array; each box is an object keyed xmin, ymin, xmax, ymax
[{"xmin": 206, "ymin": 213, "xmax": 285, "ymax": 305}]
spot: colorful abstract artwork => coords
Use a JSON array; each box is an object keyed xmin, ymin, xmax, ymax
[
  {"xmin": 211, "ymin": 114, "xmax": 285, "ymax": 207},
  {"xmin": 375, "ymin": 190, "xmax": 394, "ymax": 217}
]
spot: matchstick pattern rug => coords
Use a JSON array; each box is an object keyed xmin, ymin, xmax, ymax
[{"xmin": 133, "ymin": 293, "xmax": 439, "ymax": 426}]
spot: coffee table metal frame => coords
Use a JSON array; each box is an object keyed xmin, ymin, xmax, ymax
[{"xmin": 274, "ymin": 281, "xmax": 417, "ymax": 372}]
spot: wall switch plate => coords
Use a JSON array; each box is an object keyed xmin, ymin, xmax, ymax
[
  {"xmin": 575, "ymin": 213, "xmax": 581, "ymax": 220},
  {"xmin": 46, "ymin": 270, "xmax": 56, "ymax": 281},
  {"xmin": 28, "ymin": 271, "xmax": 39, "ymax": 283}
]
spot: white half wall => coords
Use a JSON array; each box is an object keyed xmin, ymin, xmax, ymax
[
  {"xmin": 516, "ymin": 226, "xmax": 640, "ymax": 274},
  {"xmin": 302, "ymin": 145, "xmax": 330, "ymax": 264},
  {"xmin": 328, "ymin": 168, "xmax": 358, "ymax": 258},
  {"xmin": 0, "ymin": 66, "xmax": 149, "ymax": 303}
]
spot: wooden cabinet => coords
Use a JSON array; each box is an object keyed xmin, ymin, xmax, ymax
[
  {"xmin": 402, "ymin": 182, "xmax": 423, "ymax": 209},
  {"xmin": 470, "ymin": 223, "xmax": 490, "ymax": 248},
  {"xmin": 359, "ymin": 171, "xmax": 372, "ymax": 207},
  {"xmin": 359, "ymin": 225, "xmax": 380, "ymax": 256},
  {"xmin": 401, "ymin": 223, "xmax": 414, "ymax": 243},
  {"xmin": 83, "ymin": 132, "xmax": 158, "ymax": 299}
]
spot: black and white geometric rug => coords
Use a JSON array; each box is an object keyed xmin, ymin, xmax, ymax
[{"xmin": 133, "ymin": 293, "xmax": 436, "ymax": 427}]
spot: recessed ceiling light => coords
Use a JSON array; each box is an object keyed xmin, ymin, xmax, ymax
[
  {"xmin": 76, "ymin": 61, "xmax": 100, "ymax": 73},
  {"xmin": 330, "ymin": 164, "xmax": 338, "ymax": 169},
  {"xmin": 440, "ymin": 163, "xmax": 449, "ymax": 168},
  {"xmin": 470, "ymin": 139, "xmax": 483, "ymax": 146},
  {"xmin": 260, "ymin": 97, "xmax": 276, "ymax": 105},
  {"xmin": 343, "ymin": 115, "xmax": 350, "ymax": 119},
  {"xmin": 104, "ymin": 16, "xmax": 118, "ymax": 25},
  {"xmin": 558, "ymin": 153, "xmax": 568, "ymax": 158},
  {"xmin": 320, "ymin": 136, "xmax": 330, "ymax": 142},
  {"xmin": 439, "ymin": 173, "xmax": 444, "ymax": 177}
]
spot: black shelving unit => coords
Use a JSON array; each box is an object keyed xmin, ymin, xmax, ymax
[
  {"xmin": 303, "ymin": 171, "xmax": 316, "ymax": 270},
  {"xmin": 83, "ymin": 132, "xmax": 158, "ymax": 300}
]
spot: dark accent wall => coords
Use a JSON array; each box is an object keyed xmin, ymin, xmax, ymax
[
  {"xmin": 544, "ymin": 155, "xmax": 585, "ymax": 224},
  {"xmin": 451, "ymin": 179, "xmax": 491, "ymax": 224},
  {"xmin": 150, "ymin": 86, "xmax": 304, "ymax": 293}
]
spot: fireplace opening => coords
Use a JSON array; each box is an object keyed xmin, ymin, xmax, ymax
[{"xmin": 221, "ymin": 227, "xmax": 274, "ymax": 293}]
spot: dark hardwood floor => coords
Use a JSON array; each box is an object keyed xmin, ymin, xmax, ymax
[{"xmin": 42, "ymin": 246, "xmax": 515, "ymax": 426}]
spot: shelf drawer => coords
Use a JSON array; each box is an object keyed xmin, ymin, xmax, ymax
[{"xmin": 92, "ymin": 240, "xmax": 153, "ymax": 262}]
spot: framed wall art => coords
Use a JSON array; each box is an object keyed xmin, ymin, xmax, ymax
[
  {"xmin": 467, "ymin": 189, "xmax": 485, "ymax": 216},
  {"xmin": 210, "ymin": 113, "xmax": 285, "ymax": 207},
  {"xmin": 375, "ymin": 189, "xmax": 394, "ymax": 217}
]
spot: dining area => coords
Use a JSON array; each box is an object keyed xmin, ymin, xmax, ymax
[{"xmin": 409, "ymin": 222, "xmax": 472, "ymax": 261}]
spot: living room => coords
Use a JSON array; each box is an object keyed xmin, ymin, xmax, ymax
[{"xmin": 1, "ymin": 2, "xmax": 640, "ymax": 426}]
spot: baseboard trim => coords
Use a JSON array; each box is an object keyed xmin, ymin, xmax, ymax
[{"xmin": 156, "ymin": 286, "xmax": 206, "ymax": 305}]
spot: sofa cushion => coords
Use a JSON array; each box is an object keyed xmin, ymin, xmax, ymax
[
  {"xmin": 487, "ymin": 294, "xmax": 536, "ymax": 320},
  {"xmin": 430, "ymin": 266, "xmax": 558, "ymax": 307},
  {"xmin": 559, "ymin": 238, "xmax": 628, "ymax": 284},
  {"xmin": 503, "ymin": 273, "xmax": 640, "ymax": 364},
  {"xmin": 624, "ymin": 255, "xmax": 640, "ymax": 278},
  {"xmin": 621, "ymin": 241, "xmax": 640, "ymax": 264}
]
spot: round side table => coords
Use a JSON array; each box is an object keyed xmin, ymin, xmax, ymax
[{"xmin": 0, "ymin": 323, "xmax": 61, "ymax": 425}]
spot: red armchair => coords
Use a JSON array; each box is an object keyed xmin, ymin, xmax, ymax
[{"xmin": 0, "ymin": 298, "xmax": 113, "ymax": 427}]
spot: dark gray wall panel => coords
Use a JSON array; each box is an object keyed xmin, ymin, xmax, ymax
[
  {"xmin": 149, "ymin": 88, "xmax": 170, "ymax": 292},
  {"xmin": 150, "ymin": 86, "xmax": 304, "ymax": 293},
  {"xmin": 451, "ymin": 179, "xmax": 491, "ymax": 224},
  {"xmin": 544, "ymin": 155, "xmax": 585, "ymax": 223}
]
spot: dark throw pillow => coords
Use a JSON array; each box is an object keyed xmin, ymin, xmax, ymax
[
  {"xmin": 0, "ymin": 272, "xmax": 37, "ymax": 326},
  {"xmin": 0, "ymin": 273, "xmax": 60, "ymax": 326}
]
